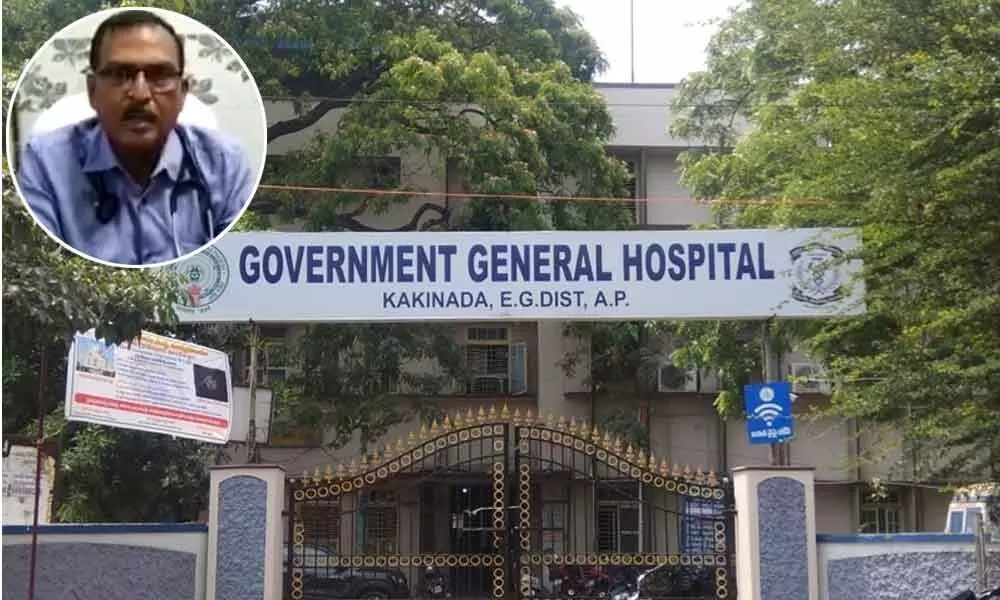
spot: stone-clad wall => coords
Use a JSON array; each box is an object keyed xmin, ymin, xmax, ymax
[
  {"xmin": 1, "ymin": 523, "xmax": 208, "ymax": 600},
  {"xmin": 820, "ymin": 534, "xmax": 999, "ymax": 600}
]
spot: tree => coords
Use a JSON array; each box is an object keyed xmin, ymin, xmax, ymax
[
  {"xmin": 669, "ymin": 0, "xmax": 1000, "ymax": 481},
  {"xmin": 1, "ymin": 154, "xmax": 210, "ymax": 522},
  {"xmin": 4, "ymin": 1, "xmax": 635, "ymax": 461}
]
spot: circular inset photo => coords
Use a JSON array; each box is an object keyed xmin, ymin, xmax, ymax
[{"xmin": 5, "ymin": 7, "xmax": 267, "ymax": 268}]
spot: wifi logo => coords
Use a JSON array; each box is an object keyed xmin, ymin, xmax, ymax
[{"xmin": 751, "ymin": 386, "xmax": 785, "ymax": 426}]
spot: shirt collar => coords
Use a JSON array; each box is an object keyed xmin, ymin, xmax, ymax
[{"xmin": 80, "ymin": 120, "xmax": 185, "ymax": 182}]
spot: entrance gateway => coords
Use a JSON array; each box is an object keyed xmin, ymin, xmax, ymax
[
  {"xmin": 286, "ymin": 406, "xmax": 734, "ymax": 600},
  {"xmin": 164, "ymin": 228, "xmax": 863, "ymax": 600}
]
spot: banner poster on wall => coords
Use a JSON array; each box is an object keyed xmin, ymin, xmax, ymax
[
  {"xmin": 167, "ymin": 228, "xmax": 865, "ymax": 323},
  {"xmin": 65, "ymin": 330, "xmax": 233, "ymax": 444},
  {"xmin": 2, "ymin": 445, "xmax": 55, "ymax": 526}
]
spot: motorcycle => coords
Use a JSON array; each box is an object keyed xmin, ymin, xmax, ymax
[
  {"xmin": 949, "ymin": 585, "xmax": 1000, "ymax": 600},
  {"xmin": 420, "ymin": 565, "xmax": 451, "ymax": 599}
]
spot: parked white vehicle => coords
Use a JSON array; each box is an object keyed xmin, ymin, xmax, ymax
[{"xmin": 944, "ymin": 483, "xmax": 1000, "ymax": 535}]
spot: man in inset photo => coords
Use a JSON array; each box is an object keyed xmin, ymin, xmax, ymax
[{"xmin": 16, "ymin": 9, "xmax": 255, "ymax": 266}]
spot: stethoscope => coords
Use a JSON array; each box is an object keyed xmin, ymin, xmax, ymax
[{"xmin": 79, "ymin": 120, "xmax": 215, "ymax": 261}]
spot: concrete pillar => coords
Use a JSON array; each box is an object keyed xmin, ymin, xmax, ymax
[
  {"xmin": 206, "ymin": 465, "xmax": 286, "ymax": 600},
  {"xmin": 732, "ymin": 466, "xmax": 819, "ymax": 600},
  {"xmin": 535, "ymin": 320, "xmax": 565, "ymax": 416}
]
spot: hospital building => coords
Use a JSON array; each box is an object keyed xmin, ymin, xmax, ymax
[{"xmin": 233, "ymin": 83, "xmax": 950, "ymax": 561}]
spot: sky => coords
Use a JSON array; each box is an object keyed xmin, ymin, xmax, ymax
[{"xmin": 559, "ymin": 0, "xmax": 743, "ymax": 84}]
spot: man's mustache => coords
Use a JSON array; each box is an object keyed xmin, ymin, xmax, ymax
[{"xmin": 122, "ymin": 106, "xmax": 157, "ymax": 122}]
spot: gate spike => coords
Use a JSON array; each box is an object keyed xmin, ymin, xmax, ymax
[
  {"xmin": 683, "ymin": 465, "xmax": 692, "ymax": 479},
  {"xmin": 625, "ymin": 444, "xmax": 635, "ymax": 461},
  {"xmin": 602, "ymin": 431, "xmax": 612, "ymax": 447},
  {"xmin": 568, "ymin": 417, "xmax": 578, "ymax": 434},
  {"xmin": 545, "ymin": 413, "xmax": 556, "ymax": 427},
  {"xmin": 648, "ymin": 452, "xmax": 657, "ymax": 469},
  {"xmin": 453, "ymin": 410, "xmax": 464, "ymax": 428},
  {"xmin": 359, "ymin": 455, "xmax": 369, "ymax": 471},
  {"xmin": 525, "ymin": 408, "xmax": 535, "ymax": 424},
  {"xmin": 336, "ymin": 463, "xmax": 347, "ymax": 478},
  {"xmin": 488, "ymin": 405, "xmax": 498, "ymax": 420},
  {"xmin": 707, "ymin": 469, "xmax": 718, "ymax": 486},
  {"xmin": 371, "ymin": 448, "xmax": 381, "ymax": 464},
  {"xmin": 501, "ymin": 404, "xmax": 510, "ymax": 419},
  {"xmin": 420, "ymin": 423, "xmax": 429, "ymax": 438},
  {"xmin": 349, "ymin": 458, "xmax": 358, "ymax": 475},
  {"xmin": 442, "ymin": 415, "xmax": 452, "ymax": 430},
  {"xmin": 324, "ymin": 465, "xmax": 334, "ymax": 482},
  {"xmin": 407, "ymin": 431, "xmax": 417, "ymax": 446},
  {"xmin": 660, "ymin": 460, "xmax": 670, "ymax": 476},
  {"xmin": 672, "ymin": 463, "xmax": 682, "ymax": 477},
  {"xmin": 301, "ymin": 470, "xmax": 310, "ymax": 482},
  {"xmin": 478, "ymin": 406, "xmax": 487, "ymax": 422},
  {"xmin": 695, "ymin": 468, "xmax": 705, "ymax": 483},
  {"xmin": 557, "ymin": 415, "xmax": 567, "ymax": 430},
  {"xmin": 513, "ymin": 407, "xmax": 522, "ymax": 423},
  {"xmin": 429, "ymin": 419, "xmax": 439, "ymax": 435},
  {"xmin": 312, "ymin": 467, "xmax": 322, "ymax": 484},
  {"xmin": 637, "ymin": 449, "xmax": 647, "ymax": 468},
  {"xmin": 613, "ymin": 437, "xmax": 623, "ymax": 454},
  {"xmin": 467, "ymin": 407, "xmax": 476, "ymax": 423}
]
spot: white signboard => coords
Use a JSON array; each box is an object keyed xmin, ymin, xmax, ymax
[
  {"xmin": 229, "ymin": 386, "xmax": 274, "ymax": 445},
  {"xmin": 65, "ymin": 331, "xmax": 233, "ymax": 444},
  {"xmin": 168, "ymin": 228, "xmax": 864, "ymax": 322},
  {"xmin": 2, "ymin": 445, "xmax": 55, "ymax": 526}
]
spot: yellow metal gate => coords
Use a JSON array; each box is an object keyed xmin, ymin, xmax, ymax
[{"xmin": 286, "ymin": 406, "xmax": 734, "ymax": 600}]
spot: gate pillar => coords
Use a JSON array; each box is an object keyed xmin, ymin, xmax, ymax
[
  {"xmin": 206, "ymin": 465, "xmax": 286, "ymax": 600},
  {"xmin": 732, "ymin": 466, "xmax": 819, "ymax": 600}
]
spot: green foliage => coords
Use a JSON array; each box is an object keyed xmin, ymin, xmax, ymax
[
  {"xmin": 5, "ymin": 0, "xmax": 636, "ymax": 457},
  {"xmin": 670, "ymin": 0, "xmax": 1000, "ymax": 480},
  {"xmin": 2, "ymin": 0, "xmax": 640, "ymax": 521},
  {"xmin": 598, "ymin": 407, "xmax": 649, "ymax": 451},
  {"xmin": 1, "ymin": 168, "xmax": 209, "ymax": 521}
]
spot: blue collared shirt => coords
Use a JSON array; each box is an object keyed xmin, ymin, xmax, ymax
[{"xmin": 16, "ymin": 119, "xmax": 255, "ymax": 266}]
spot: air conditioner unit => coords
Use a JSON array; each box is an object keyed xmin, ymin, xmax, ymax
[
  {"xmin": 657, "ymin": 362, "xmax": 698, "ymax": 392},
  {"xmin": 789, "ymin": 362, "xmax": 831, "ymax": 395}
]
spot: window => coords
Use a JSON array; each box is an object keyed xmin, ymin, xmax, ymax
[
  {"xmin": 597, "ymin": 483, "xmax": 641, "ymax": 553},
  {"xmin": 682, "ymin": 499, "xmax": 725, "ymax": 554},
  {"xmin": 597, "ymin": 504, "xmax": 640, "ymax": 554},
  {"xmin": 464, "ymin": 327, "xmax": 527, "ymax": 395},
  {"xmin": 361, "ymin": 490, "xmax": 398, "ymax": 554},
  {"xmin": 540, "ymin": 503, "xmax": 567, "ymax": 555},
  {"xmin": 859, "ymin": 486, "xmax": 902, "ymax": 533},
  {"xmin": 237, "ymin": 336, "xmax": 288, "ymax": 388},
  {"xmin": 300, "ymin": 502, "xmax": 342, "ymax": 555}
]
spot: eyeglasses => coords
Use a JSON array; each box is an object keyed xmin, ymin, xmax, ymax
[{"xmin": 92, "ymin": 65, "xmax": 184, "ymax": 92}]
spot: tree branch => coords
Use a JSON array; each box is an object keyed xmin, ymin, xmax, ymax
[
  {"xmin": 266, "ymin": 61, "xmax": 389, "ymax": 142},
  {"xmin": 336, "ymin": 202, "xmax": 450, "ymax": 232},
  {"xmin": 267, "ymin": 98, "xmax": 350, "ymax": 142}
]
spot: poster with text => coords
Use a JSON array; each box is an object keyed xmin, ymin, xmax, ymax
[
  {"xmin": 2, "ymin": 445, "xmax": 55, "ymax": 526},
  {"xmin": 65, "ymin": 330, "xmax": 233, "ymax": 444}
]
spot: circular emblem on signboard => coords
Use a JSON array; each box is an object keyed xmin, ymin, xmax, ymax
[
  {"xmin": 169, "ymin": 246, "xmax": 230, "ymax": 312},
  {"xmin": 789, "ymin": 242, "xmax": 847, "ymax": 306}
]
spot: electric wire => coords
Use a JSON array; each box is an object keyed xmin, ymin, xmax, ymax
[{"xmin": 254, "ymin": 182, "xmax": 833, "ymax": 207}]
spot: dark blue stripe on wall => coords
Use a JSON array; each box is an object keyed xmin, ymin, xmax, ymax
[
  {"xmin": 817, "ymin": 533, "xmax": 976, "ymax": 544},
  {"xmin": 2, "ymin": 523, "xmax": 208, "ymax": 536}
]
